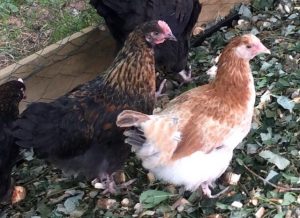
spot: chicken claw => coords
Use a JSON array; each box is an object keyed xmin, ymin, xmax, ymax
[
  {"xmin": 92, "ymin": 173, "xmax": 136, "ymax": 195},
  {"xmin": 178, "ymin": 67, "xmax": 193, "ymax": 83},
  {"xmin": 201, "ymin": 182, "xmax": 229, "ymax": 198},
  {"xmin": 155, "ymin": 79, "xmax": 167, "ymax": 98},
  {"xmin": 178, "ymin": 66, "xmax": 199, "ymax": 84}
]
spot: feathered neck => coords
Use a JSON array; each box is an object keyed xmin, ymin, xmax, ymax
[
  {"xmin": 212, "ymin": 49, "xmax": 255, "ymax": 107},
  {"xmin": 103, "ymin": 29, "xmax": 156, "ymax": 98},
  {"xmin": 214, "ymin": 49, "xmax": 251, "ymax": 86}
]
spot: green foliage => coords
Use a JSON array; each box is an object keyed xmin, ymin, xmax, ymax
[
  {"xmin": 0, "ymin": 0, "xmax": 19, "ymax": 18},
  {"xmin": 139, "ymin": 190, "xmax": 174, "ymax": 209},
  {"xmin": 49, "ymin": 8, "xmax": 100, "ymax": 43},
  {"xmin": 2, "ymin": 2, "xmax": 300, "ymax": 217},
  {"xmin": 281, "ymin": 192, "xmax": 297, "ymax": 206},
  {"xmin": 0, "ymin": 0, "xmax": 101, "ymax": 68},
  {"xmin": 252, "ymin": 0, "xmax": 275, "ymax": 10}
]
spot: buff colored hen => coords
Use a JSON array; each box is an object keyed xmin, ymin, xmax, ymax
[{"xmin": 117, "ymin": 34, "xmax": 270, "ymax": 198}]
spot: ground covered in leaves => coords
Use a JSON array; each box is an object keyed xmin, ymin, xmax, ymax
[{"xmin": 1, "ymin": 1, "xmax": 300, "ymax": 217}]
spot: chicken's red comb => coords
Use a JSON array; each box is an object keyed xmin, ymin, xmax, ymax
[{"xmin": 158, "ymin": 20, "xmax": 172, "ymax": 34}]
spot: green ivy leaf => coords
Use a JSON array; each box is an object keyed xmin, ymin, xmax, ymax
[
  {"xmin": 140, "ymin": 190, "xmax": 173, "ymax": 209},
  {"xmin": 281, "ymin": 192, "xmax": 296, "ymax": 206},
  {"xmin": 276, "ymin": 95, "xmax": 295, "ymax": 112},
  {"xmin": 259, "ymin": 150, "xmax": 290, "ymax": 170}
]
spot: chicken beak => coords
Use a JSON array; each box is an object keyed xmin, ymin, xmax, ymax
[
  {"xmin": 258, "ymin": 42, "xmax": 271, "ymax": 54},
  {"xmin": 166, "ymin": 33, "xmax": 177, "ymax": 41}
]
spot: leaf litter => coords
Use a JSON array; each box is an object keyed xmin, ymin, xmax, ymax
[{"xmin": 1, "ymin": 0, "xmax": 300, "ymax": 217}]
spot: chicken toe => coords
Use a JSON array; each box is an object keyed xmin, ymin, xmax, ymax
[
  {"xmin": 200, "ymin": 182, "xmax": 212, "ymax": 197},
  {"xmin": 201, "ymin": 182, "xmax": 229, "ymax": 198},
  {"xmin": 93, "ymin": 173, "xmax": 136, "ymax": 195},
  {"xmin": 155, "ymin": 79, "xmax": 167, "ymax": 98},
  {"xmin": 178, "ymin": 66, "xmax": 199, "ymax": 84},
  {"xmin": 101, "ymin": 178, "xmax": 137, "ymax": 195}
]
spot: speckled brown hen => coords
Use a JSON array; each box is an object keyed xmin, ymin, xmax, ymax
[
  {"xmin": 117, "ymin": 34, "xmax": 270, "ymax": 198},
  {"xmin": 12, "ymin": 20, "xmax": 176, "ymax": 193},
  {"xmin": 0, "ymin": 79, "xmax": 26, "ymax": 203}
]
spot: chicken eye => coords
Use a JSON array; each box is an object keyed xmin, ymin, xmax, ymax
[
  {"xmin": 246, "ymin": 45, "xmax": 252, "ymax": 49},
  {"xmin": 153, "ymin": 31, "xmax": 160, "ymax": 36}
]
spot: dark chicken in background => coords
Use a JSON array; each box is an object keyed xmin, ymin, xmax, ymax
[
  {"xmin": 90, "ymin": 0, "xmax": 201, "ymax": 83},
  {"xmin": 13, "ymin": 20, "xmax": 176, "ymax": 193},
  {"xmin": 0, "ymin": 79, "xmax": 26, "ymax": 203}
]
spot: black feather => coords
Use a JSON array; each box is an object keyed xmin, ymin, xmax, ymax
[
  {"xmin": 12, "ymin": 21, "xmax": 160, "ymax": 179},
  {"xmin": 0, "ymin": 80, "xmax": 25, "ymax": 203},
  {"xmin": 90, "ymin": 0, "xmax": 201, "ymax": 74},
  {"xmin": 124, "ymin": 129, "xmax": 146, "ymax": 147}
]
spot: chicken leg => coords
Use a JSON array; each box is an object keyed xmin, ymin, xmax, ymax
[
  {"xmin": 92, "ymin": 173, "xmax": 136, "ymax": 195},
  {"xmin": 155, "ymin": 79, "xmax": 167, "ymax": 98},
  {"xmin": 178, "ymin": 66, "xmax": 194, "ymax": 83},
  {"xmin": 178, "ymin": 65, "xmax": 199, "ymax": 84},
  {"xmin": 200, "ymin": 182, "xmax": 230, "ymax": 198}
]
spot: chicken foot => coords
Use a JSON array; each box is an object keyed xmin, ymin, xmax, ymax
[
  {"xmin": 155, "ymin": 79, "xmax": 167, "ymax": 98},
  {"xmin": 156, "ymin": 66, "xmax": 198, "ymax": 98},
  {"xmin": 200, "ymin": 182, "xmax": 230, "ymax": 198},
  {"xmin": 92, "ymin": 173, "xmax": 136, "ymax": 195},
  {"xmin": 178, "ymin": 65, "xmax": 199, "ymax": 84},
  {"xmin": 178, "ymin": 68, "xmax": 192, "ymax": 83}
]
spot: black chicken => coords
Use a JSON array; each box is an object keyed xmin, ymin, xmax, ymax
[
  {"xmin": 90, "ymin": 0, "xmax": 201, "ymax": 83},
  {"xmin": 13, "ymin": 20, "xmax": 176, "ymax": 193},
  {"xmin": 0, "ymin": 79, "xmax": 26, "ymax": 203}
]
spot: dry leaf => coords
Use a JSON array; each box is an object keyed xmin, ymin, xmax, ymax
[
  {"xmin": 97, "ymin": 198, "xmax": 117, "ymax": 209},
  {"xmin": 255, "ymin": 207, "xmax": 265, "ymax": 218},
  {"xmin": 172, "ymin": 197, "xmax": 190, "ymax": 210},
  {"xmin": 147, "ymin": 172, "xmax": 156, "ymax": 184},
  {"xmin": 11, "ymin": 186, "xmax": 26, "ymax": 204},
  {"xmin": 193, "ymin": 27, "xmax": 205, "ymax": 35},
  {"xmin": 231, "ymin": 201, "xmax": 243, "ymax": 208},
  {"xmin": 121, "ymin": 198, "xmax": 130, "ymax": 207},
  {"xmin": 113, "ymin": 171, "xmax": 126, "ymax": 184},
  {"xmin": 224, "ymin": 172, "xmax": 241, "ymax": 185},
  {"xmin": 206, "ymin": 215, "xmax": 223, "ymax": 218}
]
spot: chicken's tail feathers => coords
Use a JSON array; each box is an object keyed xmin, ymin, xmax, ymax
[
  {"xmin": 116, "ymin": 110, "xmax": 150, "ymax": 128},
  {"xmin": 116, "ymin": 110, "xmax": 150, "ymax": 148},
  {"xmin": 12, "ymin": 119, "xmax": 35, "ymax": 148},
  {"xmin": 118, "ymin": 110, "xmax": 182, "ymax": 168},
  {"xmin": 11, "ymin": 102, "xmax": 63, "ymax": 152},
  {"xmin": 123, "ymin": 128, "xmax": 146, "ymax": 148}
]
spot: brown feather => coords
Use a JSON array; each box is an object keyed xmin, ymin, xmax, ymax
[
  {"xmin": 156, "ymin": 36, "xmax": 257, "ymax": 160},
  {"xmin": 12, "ymin": 21, "xmax": 172, "ymax": 179},
  {"xmin": 117, "ymin": 38, "xmax": 256, "ymax": 162},
  {"xmin": 117, "ymin": 110, "xmax": 150, "ymax": 127},
  {"xmin": 116, "ymin": 34, "xmax": 270, "ymax": 194},
  {"xmin": 103, "ymin": 29, "xmax": 156, "ymax": 98}
]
